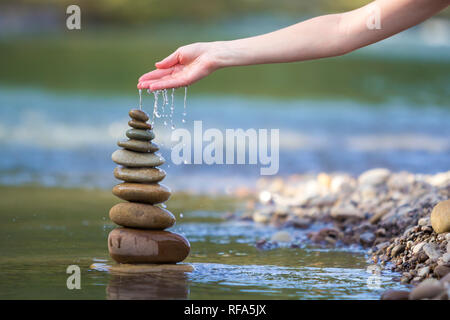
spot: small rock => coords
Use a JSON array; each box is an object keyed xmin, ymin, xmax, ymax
[
  {"xmin": 128, "ymin": 119, "xmax": 151, "ymax": 130},
  {"xmin": 358, "ymin": 168, "xmax": 390, "ymax": 187},
  {"xmin": 271, "ymin": 231, "xmax": 292, "ymax": 243},
  {"xmin": 434, "ymin": 265, "xmax": 450, "ymax": 279},
  {"xmin": 423, "ymin": 243, "xmax": 442, "ymax": 261},
  {"xmin": 129, "ymin": 109, "xmax": 149, "ymax": 122},
  {"xmin": 114, "ymin": 167, "xmax": 166, "ymax": 183},
  {"xmin": 112, "ymin": 149, "xmax": 164, "ymax": 167},
  {"xmin": 412, "ymin": 242, "xmax": 426, "ymax": 254},
  {"xmin": 112, "ymin": 183, "xmax": 171, "ymax": 204},
  {"xmin": 440, "ymin": 273, "xmax": 450, "ymax": 284},
  {"xmin": 417, "ymin": 266, "xmax": 430, "ymax": 277},
  {"xmin": 442, "ymin": 252, "xmax": 450, "ymax": 263},
  {"xmin": 359, "ymin": 232, "xmax": 375, "ymax": 246},
  {"xmin": 117, "ymin": 139, "xmax": 159, "ymax": 153},
  {"xmin": 418, "ymin": 217, "xmax": 431, "ymax": 226},
  {"xmin": 330, "ymin": 205, "xmax": 364, "ymax": 220},
  {"xmin": 126, "ymin": 128, "xmax": 155, "ymax": 141},
  {"xmin": 317, "ymin": 173, "xmax": 331, "ymax": 189},
  {"xmin": 409, "ymin": 279, "xmax": 445, "ymax": 300},
  {"xmin": 431, "ymin": 200, "xmax": 450, "ymax": 234},
  {"xmin": 109, "ymin": 202, "xmax": 175, "ymax": 229},
  {"xmin": 253, "ymin": 210, "xmax": 271, "ymax": 223},
  {"xmin": 285, "ymin": 217, "xmax": 311, "ymax": 229},
  {"xmin": 391, "ymin": 244, "xmax": 405, "ymax": 257},
  {"xmin": 380, "ymin": 290, "xmax": 410, "ymax": 300}
]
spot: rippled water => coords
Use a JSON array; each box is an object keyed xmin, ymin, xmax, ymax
[
  {"xmin": 0, "ymin": 87, "xmax": 449, "ymax": 193},
  {"xmin": 0, "ymin": 203, "xmax": 407, "ymax": 300}
]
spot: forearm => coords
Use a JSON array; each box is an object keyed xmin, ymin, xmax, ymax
[
  {"xmin": 215, "ymin": 13, "xmax": 347, "ymax": 67},
  {"xmin": 214, "ymin": 0, "xmax": 449, "ymax": 68}
]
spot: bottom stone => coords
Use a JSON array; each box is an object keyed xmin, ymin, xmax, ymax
[{"xmin": 108, "ymin": 228, "xmax": 190, "ymax": 264}]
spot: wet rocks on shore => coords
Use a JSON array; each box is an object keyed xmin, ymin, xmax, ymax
[{"xmin": 243, "ymin": 168, "xmax": 450, "ymax": 299}]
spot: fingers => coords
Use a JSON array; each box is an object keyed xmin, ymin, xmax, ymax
[
  {"xmin": 139, "ymin": 77, "xmax": 187, "ymax": 91},
  {"xmin": 155, "ymin": 50, "xmax": 180, "ymax": 69},
  {"xmin": 138, "ymin": 68, "xmax": 173, "ymax": 82},
  {"xmin": 137, "ymin": 80, "xmax": 158, "ymax": 89}
]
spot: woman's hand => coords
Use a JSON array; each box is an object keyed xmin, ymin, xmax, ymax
[{"xmin": 138, "ymin": 42, "xmax": 225, "ymax": 91}]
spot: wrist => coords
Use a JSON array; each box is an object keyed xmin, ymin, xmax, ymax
[{"xmin": 209, "ymin": 40, "xmax": 240, "ymax": 69}]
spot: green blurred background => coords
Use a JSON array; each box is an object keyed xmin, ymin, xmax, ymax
[{"xmin": 0, "ymin": 0, "xmax": 448, "ymax": 103}]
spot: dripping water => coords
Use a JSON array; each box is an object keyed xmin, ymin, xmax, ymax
[
  {"xmin": 138, "ymin": 89, "xmax": 143, "ymax": 110},
  {"xmin": 182, "ymin": 86, "xmax": 187, "ymax": 123},
  {"xmin": 170, "ymin": 88, "xmax": 175, "ymax": 130}
]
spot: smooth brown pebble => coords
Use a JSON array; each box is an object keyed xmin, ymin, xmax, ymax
[
  {"xmin": 114, "ymin": 167, "xmax": 166, "ymax": 183},
  {"xmin": 117, "ymin": 139, "xmax": 159, "ymax": 153},
  {"xmin": 112, "ymin": 149, "xmax": 164, "ymax": 167},
  {"xmin": 440, "ymin": 272, "xmax": 450, "ymax": 284},
  {"xmin": 380, "ymin": 290, "xmax": 410, "ymax": 300},
  {"xmin": 409, "ymin": 279, "xmax": 444, "ymax": 300},
  {"xmin": 109, "ymin": 202, "xmax": 175, "ymax": 229},
  {"xmin": 126, "ymin": 129, "xmax": 155, "ymax": 141},
  {"xmin": 434, "ymin": 265, "xmax": 450, "ymax": 279},
  {"xmin": 108, "ymin": 228, "xmax": 190, "ymax": 264},
  {"xmin": 129, "ymin": 109, "xmax": 149, "ymax": 122},
  {"xmin": 112, "ymin": 183, "xmax": 171, "ymax": 204},
  {"xmin": 128, "ymin": 119, "xmax": 151, "ymax": 130}
]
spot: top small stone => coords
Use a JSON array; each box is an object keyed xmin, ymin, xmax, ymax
[{"xmin": 129, "ymin": 109, "xmax": 149, "ymax": 122}]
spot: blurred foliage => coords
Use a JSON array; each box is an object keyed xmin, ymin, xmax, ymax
[
  {"xmin": 0, "ymin": 0, "xmax": 389, "ymax": 23},
  {"xmin": 0, "ymin": 32, "xmax": 449, "ymax": 105}
]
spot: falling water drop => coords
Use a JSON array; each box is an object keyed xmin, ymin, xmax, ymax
[
  {"xmin": 162, "ymin": 89, "xmax": 168, "ymax": 116},
  {"xmin": 181, "ymin": 86, "xmax": 187, "ymax": 123},
  {"xmin": 180, "ymin": 213, "xmax": 184, "ymax": 219},
  {"xmin": 138, "ymin": 89, "xmax": 142, "ymax": 110},
  {"xmin": 152, "ymin": 90, "xmax": 161, "ymax": 123},
  {"xmin": 169, "ymin": 88, "xmax": 175, "ymax": 129}
]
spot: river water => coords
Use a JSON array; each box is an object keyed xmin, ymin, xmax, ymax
[
  {"xmin": 0, "ymin": 87, "xmax": 449, "ymax": 193},
  {"xmin": 0, "ymin": 198, "xmax": 407, "ymax": 300}
]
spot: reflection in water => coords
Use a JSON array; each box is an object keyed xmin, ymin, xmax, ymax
[{"xmin": 107, "ymin": 271, "xmax": 190, "ymax": 300}]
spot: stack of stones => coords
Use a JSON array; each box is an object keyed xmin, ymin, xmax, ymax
[{"xmin": 108, "ymin": 109, "xmax": 190, "ymax": 265}]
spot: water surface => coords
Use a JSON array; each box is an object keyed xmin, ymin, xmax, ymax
[{"xmin": 0, "ymin": 186, "xmax": 407, "ymax": 300}]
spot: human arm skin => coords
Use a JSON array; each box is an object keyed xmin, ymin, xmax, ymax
[{"xmin": 138, "ymin": 0, "xmax": 449, "ymax": 90}]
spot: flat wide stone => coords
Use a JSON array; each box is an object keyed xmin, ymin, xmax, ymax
[
  {"xmin": 128, "ymin": 119, "xmax": 151, "ymax": 130},
  {"xmin": 117, "ymin": 139, "xmax": 159, "ymax": 153},
  {"xmin": 112, "ymin": 183, "xmax": 171, "ymax": 204},
  {"xmin": 114, "ymin": 167, "xmax": 166, "ymax": 183},
  {"xmin": 112, "ymin": 149, "xmax": 164, "ymax": 167},
  {"xmin": 109, "ymin": 202, "xmax": 175, "ymax": 229},
  {"xmin": 126, "ymin": 129, "xmax": 155, "ymax": 141},
  {"xmin": 108, "ymin": 228, "xmax": 190, "ymax": 264}
]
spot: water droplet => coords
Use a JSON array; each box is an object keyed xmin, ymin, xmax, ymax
[
  {"xmin": 138, "ymin": 89, "xmax": 142, "ymax": 110},
  {"xmin": 180, "ymin": 213, "xmax": 184, "ymax": 219}
]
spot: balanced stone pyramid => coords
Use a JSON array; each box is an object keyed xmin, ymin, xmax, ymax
[{"xmin": 108, "ymin": 109, "xmax": 190, "ymax": 264}]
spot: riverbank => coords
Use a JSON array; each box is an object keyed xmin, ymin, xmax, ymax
[{"xmin": 238, "ymin": 169, "xmax": 450, "ymax": 299}]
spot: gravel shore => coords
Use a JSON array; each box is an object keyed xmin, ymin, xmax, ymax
[{"xmin": 238, "ymin": 169, "xmax": 450, "ymax": 299}]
